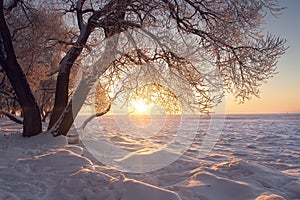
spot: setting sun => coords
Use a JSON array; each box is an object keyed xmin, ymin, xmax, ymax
[{"xmin": 131, "ymin": 99, "xmax": 148, "ymax": 113}]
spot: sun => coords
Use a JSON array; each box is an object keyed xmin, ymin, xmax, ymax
[{"xmin": 131, "ymin": 99, "xmax": 148, "ymax": 113}]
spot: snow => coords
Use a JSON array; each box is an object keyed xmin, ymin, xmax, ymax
[{"xmin": 1, "ymin": 114, "xmax": 300, "ymax": 200}]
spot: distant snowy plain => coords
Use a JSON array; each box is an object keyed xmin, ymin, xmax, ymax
[{"xmin": 0, "ymin": 114, "xmax": 299, "ymax": 200}]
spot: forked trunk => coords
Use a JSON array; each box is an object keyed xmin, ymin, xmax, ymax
[
  {"xmin": 51, "ymin": 75, "xmax": 96, "ymax": 136},
  {"xmin": 51, "ymin": 36, "xmax": 119, "ymax": 136},
  {"xmin": 49, "ymin": 0, "xmax": 126, "ymax": 135},
  {"xmin": 48, "ymin": 27, "xmax": 92, "ymax": 130}
]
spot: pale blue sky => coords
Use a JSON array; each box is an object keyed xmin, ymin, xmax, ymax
[{"xmin": 226, "ymin": 0, "xmax": 300, "ymax": 114}]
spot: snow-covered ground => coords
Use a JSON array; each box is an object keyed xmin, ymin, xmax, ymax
[{"xmin": 0, "ymin": 114, "xmax": 299, "ymax": 200}]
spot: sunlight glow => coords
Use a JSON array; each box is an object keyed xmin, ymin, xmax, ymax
[{"xmin": 131, "ymin": 99, "xmax": 148, "ymax": 113}]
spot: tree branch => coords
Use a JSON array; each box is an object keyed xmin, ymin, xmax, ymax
[
  {"xmin": 76, "ymin": 0, "xmax": 86, "ymax": 31},
  {"xmin": 0, "ymin": 110, "xmax": 23, "ymax": 124},
  {"xmin": 79, "ymin": 104, "xmax": 111, "ymax": 130}
]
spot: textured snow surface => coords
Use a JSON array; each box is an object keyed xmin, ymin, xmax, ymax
[{"xmin": 0, "ymin": 114, "xmax": 299, "ymax": 200}]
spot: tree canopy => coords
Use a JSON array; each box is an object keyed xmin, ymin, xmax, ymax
[{"xmin": 0, "ymin": 0, "xmax": 286, "ymax": 137}]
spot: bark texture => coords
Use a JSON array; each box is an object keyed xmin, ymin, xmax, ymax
[{"xmin": 0, "ymin": 0, "xmax": 42, "ymax": 136}]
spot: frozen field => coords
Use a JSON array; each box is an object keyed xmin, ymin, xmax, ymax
[{"xmin": 0, "ymin": 114, "xmax": 299, "ymax": 200}]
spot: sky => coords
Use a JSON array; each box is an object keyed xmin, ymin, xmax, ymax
[{"xmin": 225, "ymin": 0, "xmax": 300, "ymax": 114}]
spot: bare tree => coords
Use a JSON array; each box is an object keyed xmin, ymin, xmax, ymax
[
  {"xmin": 0, "ymin": 0, "xmax": 42, "ymax": 136},
  {"xmin": 48, "ymin": 0, "xmax": 128, "ymax": 130},
  {"xmin": 1, "ymin": 0, "xmax": 286, "ymax": 137},
  {"xmin": 48, "ymin": 0, "xmax": 286, "ymax": 136},
  {"xmin": 0, "ymin": 1, "xmax": 72, "ymax": 134},
  {"xmin": 10, "ymin": 5, "xmax": 71, "ymax": 115}
]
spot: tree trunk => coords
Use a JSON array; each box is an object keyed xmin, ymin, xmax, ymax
[
  {"xmin": 50, "ymin": 75, "xmax": 97, "ymax": 136},
  {"xmin": 49, "ymin": 0, "xmax": 127, "ymax": 135},
  {"xmin": 0, "ymin": 1, "xmax": 42, "ymax": 137},
  {"xmin": 48, "ymin": 27, "xmax": 92, "ymax": 130},
  {"xmin": 51, "ymin": 35, "xmax": 119, "ymax": 136}
]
